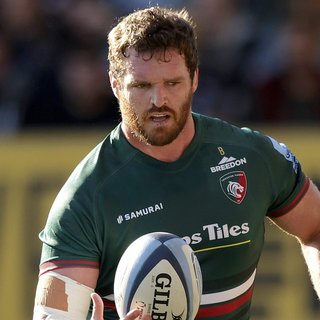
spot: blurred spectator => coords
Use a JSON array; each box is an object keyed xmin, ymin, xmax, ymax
[
  {"xmin": 187, "ymin": 0, "xmax": 259, "ymax": 124},
  {"xmin": 288, "ymin": 0, "xmax": 320, "ymax": 30},
  {"xmin": 20, "ymin": 0, "xmax": 120, "ymax": 128},
  {"xmin": 0, "ymin": 0, "xmax": 320, "ymax": 135},
  {"xmin": 0, "ymin": 31, "xmax": 18, "ymax": 133},
  {"xmin": 0, "ymin": 0, "xmax": 120, "ymax": 132},
  {"xmin": 0, "ymin": 0, "xmax": 58, "ymax": 133},
  {"xmin": 21, "ymin": 48, "xmax": 119, "ymax": 128},
  {"xmin": 255, "ymin": 19, "xmax": 320, "ymax": 123},
  {"xmin": 60, "ymin": 0, "xmax": 115, "ymax": 51},
  {"xmin": 110, "ymin": 0, "xmax": 186, "ymax": 15}
]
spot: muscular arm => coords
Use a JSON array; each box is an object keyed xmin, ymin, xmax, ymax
[
  {"xmin": 271, "ymin": 180, "xmax": 320, "ymax": 298},
  {"xmin": 33, "ymin": 267, "xmax": 99, "ymax": 320},
  {"xmin": 34, "ymin": 267, "xmax": 146, "ymax": 320},
  {"xmin": 51, "ymin": 267, "xmax": 100, "ymax": 288}
]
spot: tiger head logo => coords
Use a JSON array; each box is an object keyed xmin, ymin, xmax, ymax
[
  {"xmin": 219, "ymin": 171, "xmax": 247, "ymax": 204},
  {"xmin": 227, "ymin": 181, "xmax": 244, "ymax": 199}
]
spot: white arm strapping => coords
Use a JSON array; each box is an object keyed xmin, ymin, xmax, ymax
[{"xmin": 33, "ymin": 271, "xmax": 94, "ymax": 320}]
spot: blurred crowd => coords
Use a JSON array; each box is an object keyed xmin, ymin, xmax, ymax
[{"xmin": 1, "ymin": 0, "xmax": 320, "ymax": 134}]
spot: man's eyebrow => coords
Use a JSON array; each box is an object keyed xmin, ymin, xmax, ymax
[
  {"xmin": 128, "ymin": 79, "xmax": 150, "ymax": 86},
  {"xmin": 164, "ymin": 76, "xmax": 185, "ymax": 82},
  {"xmin": 128, "ymin": 75, "xmax": 186, "ymax": 86}
]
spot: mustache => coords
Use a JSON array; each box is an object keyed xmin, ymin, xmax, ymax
[{"xmin": 147, "ymin": 105, "xmax": 172, "ymax": 114}]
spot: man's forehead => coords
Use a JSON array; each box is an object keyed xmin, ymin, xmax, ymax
[
  {"xmin": 123, "ymin": 48, "xmax": 187, "ymax": 76},
  {"xmin": 125, "ymin": 47, "xmax": 185, "ymax": 65}
]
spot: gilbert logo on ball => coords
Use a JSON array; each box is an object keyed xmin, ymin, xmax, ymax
[{"xmin": 114, "ymin": 232, "xmax": 203, "ymax": 320}]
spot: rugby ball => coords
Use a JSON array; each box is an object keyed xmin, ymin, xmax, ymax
[{"xmin": 114, "ymin": 232, "xmax": 202, "ymax": 320}]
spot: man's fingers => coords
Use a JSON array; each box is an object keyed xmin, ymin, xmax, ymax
[
  {"xmin": 90, "ymin": 294, "xmax": 150, "ymax": 320},
  {"xmin": 122, "ymin": 309, "xmax": 141, "ymax": 320},
  {"xmin": 91, "ymin": 293, "xmax": 104, "ymax": 320},
  {"xmin": 122, "ymin": 309, "xmax": 151, "ymax": 320}
]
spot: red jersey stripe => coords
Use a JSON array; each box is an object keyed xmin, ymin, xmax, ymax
[
  {"xmin": 39, "ymin": 260, "xmax": 100, "ymax": 275},
  {"xmin": 102, "ymin": 299, "xmax": 117, "ymax": 311},
  {"xmin": 196, "ymin": 286, "xmax": 254, "ymax": 318},
  {"xmin": 268, "ymin": 178, "xmax": 310, "ymax": 218}
]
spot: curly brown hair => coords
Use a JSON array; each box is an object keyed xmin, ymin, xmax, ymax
[{"xmin": 108, "ymin": 6, "xmax": 198, "ymax": 83}]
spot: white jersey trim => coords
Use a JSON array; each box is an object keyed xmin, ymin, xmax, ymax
[{"xmin": 200, "ymin": 268, "xmax": 256, "ymax": 305}]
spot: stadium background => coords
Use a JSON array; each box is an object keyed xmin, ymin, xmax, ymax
[{"xmin": 0, "ymin": 0, "xmax": 320, "ymax": 319}]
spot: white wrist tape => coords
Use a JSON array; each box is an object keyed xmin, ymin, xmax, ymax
[{"xmin": 33, "ymin": 271, "xmax": 94, "ymax": 320}]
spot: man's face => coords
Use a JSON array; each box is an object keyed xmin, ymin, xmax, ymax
[{"xmin": 111, "ymin": 48, "xmax": 198, "ymax": 146}]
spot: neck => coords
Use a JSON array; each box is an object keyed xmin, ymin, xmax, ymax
[{"xmin": 122, "ymin": 114, "xmax": 195, "ymax": 162}]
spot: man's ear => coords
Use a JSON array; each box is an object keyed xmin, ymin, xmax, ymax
[
  {"xmin": 192, "ymin": 67, "xmax": 199, "ymax": 93},
  {"xmin": 109, "ymin": 71, "xmax": 120, "ymax": 99}
]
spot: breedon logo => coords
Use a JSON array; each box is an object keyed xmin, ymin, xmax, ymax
[{"xmin": 210, "ymin": 156, "xmax": 247, "ymax": 173}]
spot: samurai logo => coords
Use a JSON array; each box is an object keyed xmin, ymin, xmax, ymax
[{"xmin": 220, "ymin": 171, "xmax": 247, "ymax": 204}]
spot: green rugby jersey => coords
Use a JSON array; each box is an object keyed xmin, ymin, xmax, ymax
[{"xmin": 39, "ymin": 113, "xmax": 309, "ymax": 320}]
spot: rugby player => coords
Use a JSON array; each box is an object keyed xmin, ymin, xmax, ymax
[{"xmin": 33, "ymin": 6, "xmax": 320, "ymax": 320}]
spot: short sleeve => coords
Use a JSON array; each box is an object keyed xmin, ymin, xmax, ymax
[
  {"xmin": 262, "ymin": 135, "xmax": 309, "ymax": 217},
  {"xmin": 38, "ymin": 165, "xmax": 102, "ymax": 274}
]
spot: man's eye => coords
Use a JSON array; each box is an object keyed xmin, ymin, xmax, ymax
[
  {"xmin": 167, "ymin": 81, "xmax": 179, "ymax": 86},
  {"xmin": 132, "ymin": 83, "xmax": 149, "ymax": 89}
]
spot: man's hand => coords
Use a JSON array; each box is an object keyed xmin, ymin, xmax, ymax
[
  {"xmin": 91, "ymin": 293, "xmax": 104, "ymax": 320},
  {"xmin": 90, "ymin": 293, "xmax": 149, "ymax": 320}
]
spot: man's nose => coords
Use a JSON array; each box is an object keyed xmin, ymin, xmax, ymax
[{"xmin": 150, "ymin": 85, "xmax": 168, "ymax": 107}]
